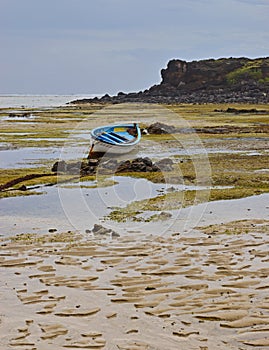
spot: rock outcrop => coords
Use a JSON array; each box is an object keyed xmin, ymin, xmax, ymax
[
  {"xmin": 51, "ymin": 157, "xmax": 174, "ymax": 176},
  {"xmin": 71, "ymin": 57, "xmax": 269, "ymax": 104}
]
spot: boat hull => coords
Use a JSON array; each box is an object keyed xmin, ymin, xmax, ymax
[
  {"xmin": 89, "ymin": 123, "xmax": 141, "ymax": 155},
  {"xmin": 90, "ymin": 139, "xmax": 137, "ymax": 154}
]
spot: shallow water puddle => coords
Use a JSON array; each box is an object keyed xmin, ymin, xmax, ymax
[
  {"xmin": 0, "ymin": 146, "xmax": 87, "ymax": 168},
  {"xmin": 0, "ymin": 176, "xmax": 193, "ymax": 235}
]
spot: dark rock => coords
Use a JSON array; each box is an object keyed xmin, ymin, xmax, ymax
[
  {"xmin": 141, "ymin": 157, "xmax": 153, "ymax": 167},
  {"xmin": 81, "ymin": 163, "xmax": 97, "ymax": 175},
  {"xmin": 91, "ymin": 224, "xmax": 119, "ymax": 237},
  {"xmin": 225, "ymin": 107, "xmax": 268, "ymax": 114},
  {"xmin": 52, "ymin": 157, "xmax": 174, "ymax": 176},
  {"xmin": 51, "ymin": 160, "xmax": 67, "ymax": 173},
  {"xmin": 147, "ymin": 122, "xmax": 177, "ymax": 134},
  {"xmin": 116, "ymin": 160, "xmax": 131, "ymax": 173},
  {"xmin": 131, "ymin": 158, "xmax": 147, "ymax": 172},
  {"xmin": 111, "ymin": 231, "xmax": 120, "ymax": 238},
  {"xmin": 100, "ymin": 93, "xmax": 111, "ymax": 102},
  {"xmin": 18, "ymin": 185, "xmax": 27, "ymax": 191},
  {"xmin": 151, "ymin": 164, "xmax": 160, "ymax": 172},
  {"xmin": 92, "ymin": 224, "xmax": 111, "ymax": 235},
  {"xmin": 69, "ymin": 57, "xmax": 269, "ymax": 104},
  {"xmin": 115, "ymin": 157, "xmax": 153, "ymax": 173},
  {"xmin": 48, "ymin": 228, "xmax": 57, "ymax": 233},
  {"xmin": 115, "ymin": 157, "xmax": 174, "ymax": 173},
  {"xmin": 155, "ymin": 158, "xmax": 174, "ymax": 171}
]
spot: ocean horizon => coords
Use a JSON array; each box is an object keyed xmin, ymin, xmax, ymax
[{"xmin": 0, "ymin": 94, "xmax": 102, "ymax": 109}]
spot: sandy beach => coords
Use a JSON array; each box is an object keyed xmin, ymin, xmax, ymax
[
  {"xmin": 2, "ymin": 0, "xmax": 269, "ymax": 346},
  {"xmin": 1, "ymin": 193, "xmax": 269, "ymax": 349},
  {"xmin": 1, "ymin": 101, "xmax": 269, "ymax": 349}
]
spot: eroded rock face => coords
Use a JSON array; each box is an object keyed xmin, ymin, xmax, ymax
[
  {"xmin": 160, "ymin": 58, "xmax": 245, "ymax": 90},
  {"xmin": 70, "ymin": 57, "xmax": 269, "ymax": 104}
]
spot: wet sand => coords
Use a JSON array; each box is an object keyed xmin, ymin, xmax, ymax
[
  {"xmin": 1, "ymin": 102, "xmax": 269, "ymax": 348},
  {"xmin": 1, "ymin": 196, "xmax": 269, "ymax": 349}
]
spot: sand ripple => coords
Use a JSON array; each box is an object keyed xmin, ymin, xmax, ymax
[{"xmin": 0, "ymin": 220, "xmax": 268, "ymax": 349}]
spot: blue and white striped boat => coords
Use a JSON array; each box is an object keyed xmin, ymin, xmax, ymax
[{"xmin": 89, "ymin": 123, "xmax": 141, "ymax": 155}]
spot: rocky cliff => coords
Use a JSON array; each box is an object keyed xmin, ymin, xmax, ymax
[{"xmin": 72, "ymin": 57, "xmax": 269, "ymax": 104}]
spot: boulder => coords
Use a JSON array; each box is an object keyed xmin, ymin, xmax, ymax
[
  {"xmin": 116, "ymin": 157, "xmax": 164, "ymax": 173},
  {"xmin": 52, "ymin": 157, "xmax": 174, "ymax": 176},
  {"xmin": 147, "ymin": 122, "xmax": 177, "ymax": 134},
  {"xmin": 92, "ymin": 224, "xmax": 110, "ymax": 235},
  {"xmin": 91, "ymin": 224, "xmax": 119, "ymax": 238}
]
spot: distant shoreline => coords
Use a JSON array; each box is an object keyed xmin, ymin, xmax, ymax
[
  {"xmin": 70, "ymin": 57, "xmax": 269, "ymax": 105},
  {"xmin": 0, "ymin": 94, "xmax": 102, "ymax": 109}
]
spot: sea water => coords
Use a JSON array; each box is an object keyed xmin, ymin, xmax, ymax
[{"xmin": 0, "ymin": 94, "xmax": 101, "ymax": 109}]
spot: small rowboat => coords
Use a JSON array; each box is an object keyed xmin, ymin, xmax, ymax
[{"xmin": 89, "ymin": 123, "xmax": 141, "ymax": 155}]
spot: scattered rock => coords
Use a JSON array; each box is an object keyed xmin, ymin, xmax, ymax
[
  {"xmin": 51, "ymin": 156, "xmax": 174, "ymax": 176},
  {"xmin": 92, "ymin": 224, "xmax": 110, "ymax": 235},
  {"xmin": 91, "ymin": 224, "xmax": 120, "ymax": 238},
  {"xmin": 111, "ymin": 231, "xmax": 120, "ymax": 238},
  {"xmin": 159, "ymin": 211, "xmax": 173, "ymax": 220},
  {"xmin": 116, "ymin": 157, "xmax": 170, "ymax": 173},
  {"xmin": 147, "ymin": 122, "xmax": 177, "ymax": 134},
  {"xmin": 224, "ymin": 107, "xmax": 268, "ymax": 114}
]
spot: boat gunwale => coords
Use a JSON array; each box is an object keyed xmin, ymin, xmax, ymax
[{"xmin": 90, "ymin": 123, "xmax": 141, "ymax": 147}]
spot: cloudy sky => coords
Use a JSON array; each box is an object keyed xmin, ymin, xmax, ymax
[{"xmin": 0, "ymin": 0, "xmax": 268, "ymax": 95}]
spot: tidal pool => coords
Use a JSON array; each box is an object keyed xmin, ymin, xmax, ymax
[
  {"xmin": 0, "ymin": 146, "xmax": 88, "ymax": 168},
  {"xmin": 0, "ymin": 175, "xmax": 215, "ymax": 237}
]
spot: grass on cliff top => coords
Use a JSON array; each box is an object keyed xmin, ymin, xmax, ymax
[{"xmin": 226, "ymin": 58, "xmax": 269, "ymax": 84}]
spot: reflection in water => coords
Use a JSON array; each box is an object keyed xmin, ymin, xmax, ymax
[
  {"xmin": 0, "ymin": 146, "xmax": 88, "ymax": 168},
  {"xmin": 0, "ymin": 176, "xmax": 208, "ymax": 236}
]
